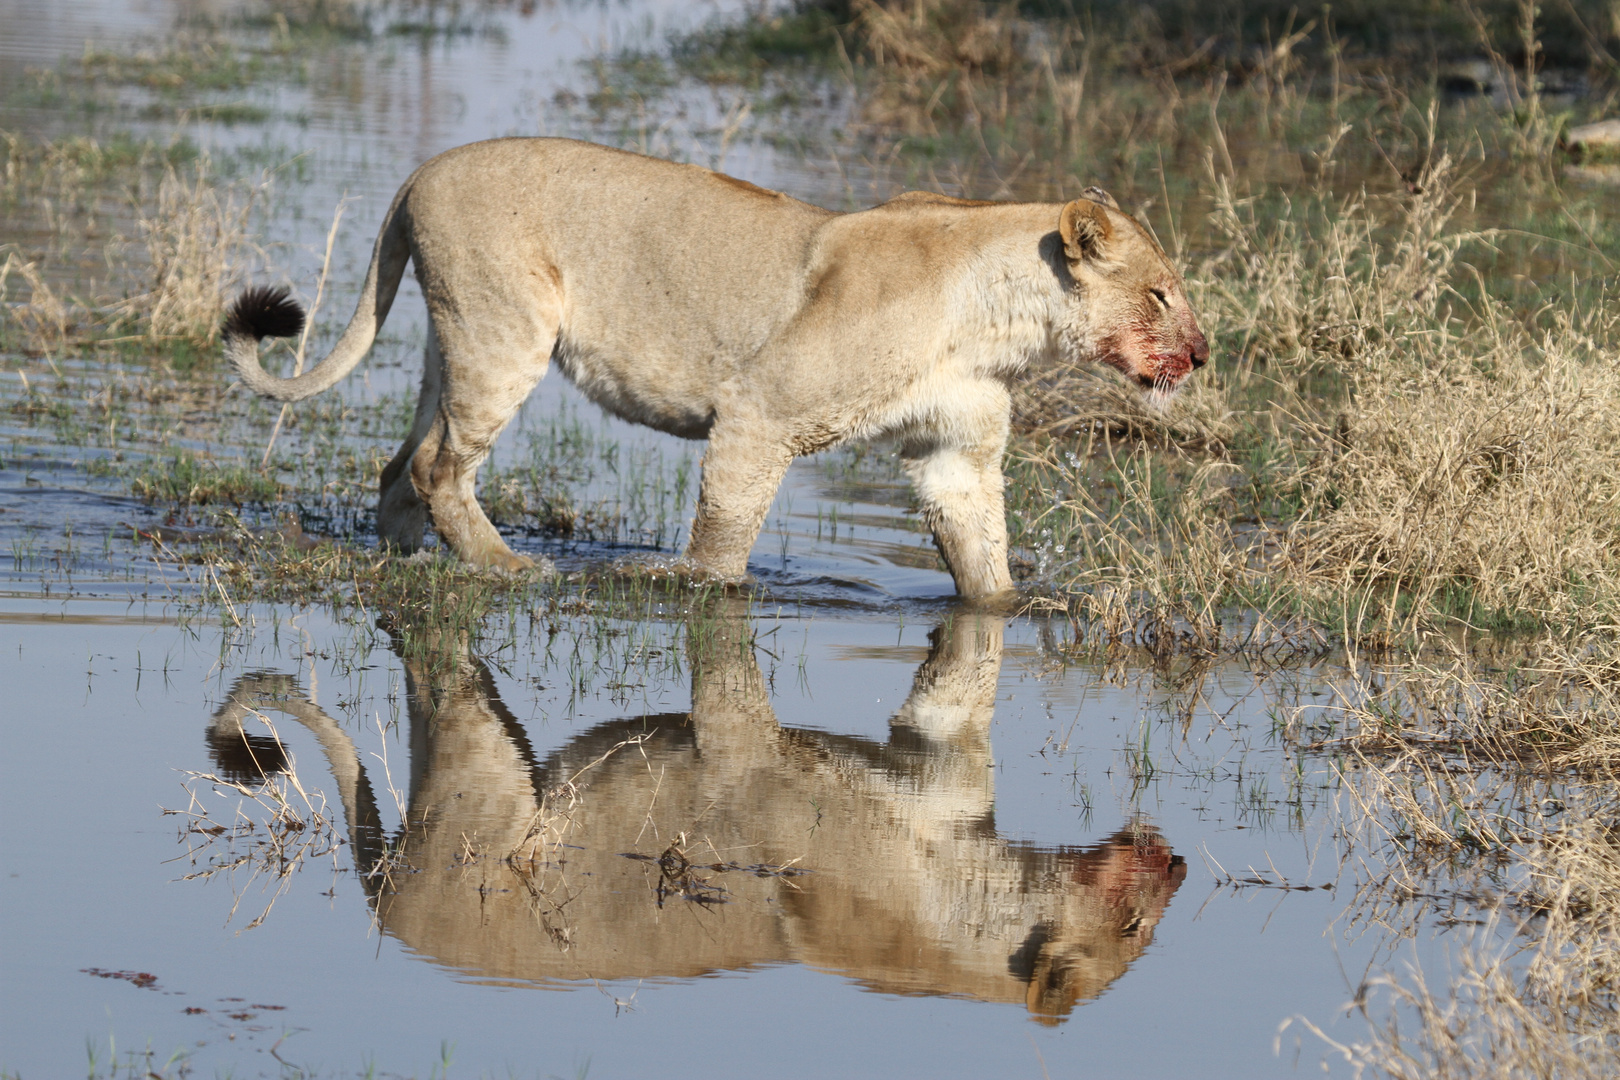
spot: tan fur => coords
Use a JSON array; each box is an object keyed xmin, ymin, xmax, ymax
[{"xmin": 225, "ymin": 138, "xmax": 1208, "ymax": 598}]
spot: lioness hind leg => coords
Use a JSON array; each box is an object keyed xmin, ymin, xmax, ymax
[
  {"xmin": 410, "ymin": 339, "xmax": 552, "ymax": 574},
  {"xmin": 904, "ymin": 436, "xmax": 1014, "ymax": 601},
  {"xmin": 682, "ymin": 424, "xmax": 795, "ymax": 582},
  {"xmin": 377, "ymin": 329, "xmax": 443, "ymax": 553}
]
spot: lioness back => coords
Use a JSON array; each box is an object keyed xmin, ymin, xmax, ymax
[{"xmin": 404, "ymin": 139, "xmax": 835, "ymax": 437}]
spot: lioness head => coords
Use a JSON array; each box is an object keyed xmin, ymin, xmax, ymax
[{"xmin": 1057, "ymin": 189, "xmax": 1208, "ymax": 399}]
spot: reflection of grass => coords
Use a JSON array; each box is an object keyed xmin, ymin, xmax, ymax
[
  {"xmin": 76, "ymin": 39, "xmax": 291, "ymax": 93},
  {"xmin": 165, "ymin": 756, "xmax": 340, "ymax": 930},
  {"xmin": 1286, "ymin": 643, "xmax": 1620, "ymax": 1078},
  {"xmin": 386, "ymin": 17, "xmax": 506, "ymax": 43},
  {"xmin": 234, "ymin": 0, "xmax": 372, "ymax": 43},
  {"xmin": 168, "ymin": 101, "xmax": 273, "ymax": 124}
]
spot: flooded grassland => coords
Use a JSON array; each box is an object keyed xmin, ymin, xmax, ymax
[{"xmin": 3, "ymin": 1, "xmax": 1620, "ymax": 1078}]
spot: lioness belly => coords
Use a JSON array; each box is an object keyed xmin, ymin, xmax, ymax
[{"xmin": 551, "ymin": 333, "xmax": 717, "ymax": 440}]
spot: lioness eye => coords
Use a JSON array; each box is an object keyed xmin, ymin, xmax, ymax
[{"xmin": 1150, "ymin": 287, "xmax": 1170, "ymax": 309}]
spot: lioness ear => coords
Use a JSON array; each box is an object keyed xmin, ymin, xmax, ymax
[
  {"xmin": 1080, "ymin": 186, "xmax": 1118, "ymax": 210},
  {"xmin": 1059, "ymin": 198, "xmax": 1114, "ymax": 264}
]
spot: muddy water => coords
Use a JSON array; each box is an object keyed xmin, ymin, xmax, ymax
[{"xmin": 0, "ymin": 4, "xmax": 1453, "ymax": 1078}]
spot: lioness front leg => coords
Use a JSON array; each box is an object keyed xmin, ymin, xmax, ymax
[
  {"xmin": 905, "ymin": 434, "xmax": 1014, "ymax": 601},
  {"xmin": 682, "ymin": 424, "xmax": 794, "ymax": 582}
]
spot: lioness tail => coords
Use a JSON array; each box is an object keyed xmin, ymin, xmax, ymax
[
  {"xmin": 223, "ymin": 186, "xmax": 412, "ymax": 403},
  {"xmin": 226, "ymin": 286, "xmax": 305, "ymax": 343}
]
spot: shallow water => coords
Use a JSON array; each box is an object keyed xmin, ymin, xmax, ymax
[
  {"xmin": 0, "ymin": 4, "xmax": 1469, "ymax": 1077},
  {"xmin": 4, "ymin": 597, "xmax": 1426, "ymax": 1079}
]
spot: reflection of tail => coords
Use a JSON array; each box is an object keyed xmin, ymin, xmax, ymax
[{"xmin": 207, "ymin": 673, "xmax": 385, "ymax": 882}]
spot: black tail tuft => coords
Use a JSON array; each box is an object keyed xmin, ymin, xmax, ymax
[
  {"xmin": 205, "ymin": 727, "xmax": 291, "ymax": 782},
  {"xmin": 224, "ymin": 285, "xmax": 306, "ymax": 342}
]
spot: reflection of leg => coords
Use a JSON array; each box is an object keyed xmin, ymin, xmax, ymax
[
  {"xmin": 888, "ymin": 614, "xmax": 1004, "ymax": 818},
  {"xmin": 377, "ymin": 329, "xmax": 443, "ymax": 553},
  {"xmin": 682, "ymin": 424, "xmax": 793, "ymax": 581},
  {"xmin": 383, "ymin": 620, "xmax": 547, "ymax": 905},
  {"xmin": 890, "ymin": 614, "xmax": 1004, "ymax": 746},
  {"xmin": 686, "ymin": 598, "xmax": 780, "ymax": 758},
  {"xmin": 904, "ymin": 426, "xmax": 1013, "ymax": 600}
]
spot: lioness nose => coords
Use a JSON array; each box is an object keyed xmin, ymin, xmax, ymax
[{"xmin": 1189, "ymin": 332, "xmax": 1209, "ymax": 369}]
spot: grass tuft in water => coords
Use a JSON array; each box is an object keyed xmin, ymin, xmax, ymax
[{"xmin": 130, "ymin": 451, "xmax": 280, "ymax": 506}]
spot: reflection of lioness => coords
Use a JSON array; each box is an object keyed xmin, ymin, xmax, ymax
[
  {"xmin": 224, "ymin": 138, "xmax": 1208, "ymax": 597},
  {"xmin": 207, "ymin": 610, "xmax": 1187, "ymax": 1022}
]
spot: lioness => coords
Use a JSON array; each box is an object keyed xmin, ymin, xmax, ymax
[{"xmin": 225, "ymin": 138, "xmax": 1207, "ymax": 598}]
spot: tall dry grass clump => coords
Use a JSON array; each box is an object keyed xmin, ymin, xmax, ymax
[
  {"xmin": 850, "ymin": 0, "xmax": 1023, "ymax": 77},
  {"xmin": 0, "ymin": 254, "xmax": 73, "ymax": 354},
  {"xmin": 0, "ymin": 135, "xmax": 261, "ymax": 354},
  {"xmin": 1296, "ymin": 295, "xmax": 1620, "ymax": 630},
  {"xmin": 835, "ymin": 0, "xmax": 1034, "ymax": 131},
  {"xmin": 123, "ymin": 158, "xmax": 261, "ymax": 344},
  {"xmin": 1022, "ymin": 146, "xmax": 1620, "ymax": 640},
  {"xmin": 1238, "ymin": 153, "xmax": 1620, "ymax": 631}
]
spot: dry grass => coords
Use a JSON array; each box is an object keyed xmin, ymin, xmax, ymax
[
  {"xmin": 837, "ymin": 0, "xmax": 1082, "ymax": 139},
  {"xmin": 850, "ymin": 0, "xmax": 1022, "ymax": 76},
  {"xmin": 0, "ymin": 136, "xmax": 262, "ymax": 354},
  {"xmin": 0, "ymin": 254, "xmax": 73, "ymax": 354},
  {"xmin": 1291, "ymin": 297, "xmax": 1620, "ymax": 632},
  {"xmin": 164, "ymin": 716, "xmax": 341, "ymax": 931},
  {"xmin": 1191, "ymin": 150, "xmax": 1620, "ymax": 632},
  {"xmin": 127, "ymin": 159, "xmax": 261, "ymax": 343},
  {"xmin": 1014, "ymin": 358, "xmax": 1236, "ymax": 451},
  {"xmin": 1008, "ymin": 141, "xmax": 1620, "ymax": 642}
]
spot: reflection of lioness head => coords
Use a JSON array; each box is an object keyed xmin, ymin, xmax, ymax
[{"xmin": 223, "ymin": 138, "xmax": 1208, "ymax": 597}]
